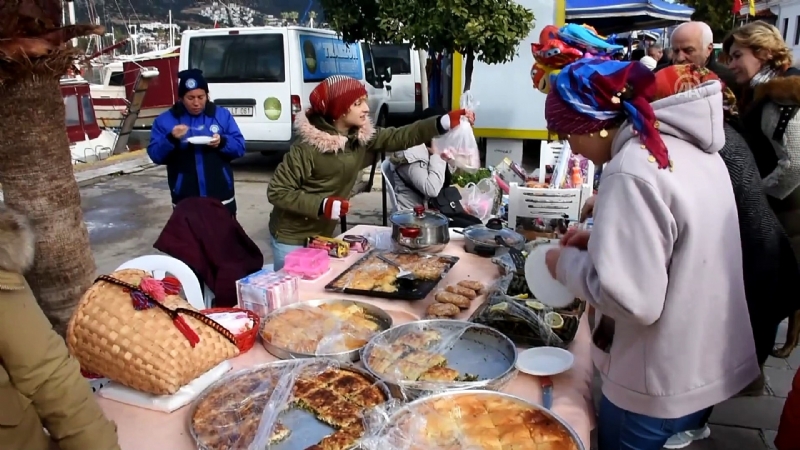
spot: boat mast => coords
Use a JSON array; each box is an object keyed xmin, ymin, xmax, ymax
[{"xmin": 66, "ymin": 0, "xmax": 77, "ymax": 47}]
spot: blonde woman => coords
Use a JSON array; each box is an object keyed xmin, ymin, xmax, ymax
[{"xmin": 724, "ymin": 21, "xmax": 800, "ymax": 256}]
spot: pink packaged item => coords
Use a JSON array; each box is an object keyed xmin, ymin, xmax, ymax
[
  {"xmin": 236, "ymin": 269, "xmax": 299, "ymax": 318},
  {"xmin": 283, "ymin": 248, "xmax": 330, "ymax": 280}
]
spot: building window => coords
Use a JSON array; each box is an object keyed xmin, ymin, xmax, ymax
[
  {"xmin": 795, "ymin": 16, "xmax": 800, "ymax": 45},
  {"xmin": 784, "ymin": 18, "xmax": 789, "ymax": 40}
]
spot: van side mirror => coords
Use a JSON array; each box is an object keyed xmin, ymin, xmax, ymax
[{"xmin": 380, "ymin": 67, "xmax": 393, "ymax": 83}]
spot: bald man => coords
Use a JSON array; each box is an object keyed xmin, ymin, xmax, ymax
[{"xmin": 671, "ymin": 21, "xmax": 739, "ymax": 91}]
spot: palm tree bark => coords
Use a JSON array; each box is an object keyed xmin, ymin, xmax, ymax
[{"xmin": 0, "ymin": 77, "xmax": 95, "ymax": 336}]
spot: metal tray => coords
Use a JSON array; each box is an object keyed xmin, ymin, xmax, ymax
[
  {"xmin": 190, "ymin": 359, "xmax": 393, "ymax": 450},
  {"xmin": 324, "ymin": 250, "xmax": 459, "ymax": 301},
  {"xmin": 261, "ymin": 299, "xmax": 393, "ymax": 362},
  {"xmin": 383, "ymin": 390, "xmax": 585, "ymax": 450},
  {"xmin": 361, "ymin": 319, "xmax": 518, "ymax": 400}
]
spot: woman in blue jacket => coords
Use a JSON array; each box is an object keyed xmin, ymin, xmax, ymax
[{"xmin": 147, "ymin": 69, "xmax": 246, "ymax": 215}]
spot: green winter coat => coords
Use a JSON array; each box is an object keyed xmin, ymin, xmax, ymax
[{"xmin": 267, "ymin": 112, "xmax": 442, "ymax": 245}]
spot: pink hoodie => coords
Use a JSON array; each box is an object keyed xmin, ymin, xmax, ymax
[{"xmin": 556, "ymin": 81, "xmax": 759, "ymax": 419}]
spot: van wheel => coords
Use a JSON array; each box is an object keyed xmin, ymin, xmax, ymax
[{"xmin": 377, "ymin": 108, "xmax": 387, "ymax": 128}]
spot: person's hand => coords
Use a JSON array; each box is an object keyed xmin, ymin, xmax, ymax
[
  {"xmin": 321, "ymin": 196, "xmax": 350, "ymax": 219},
  {"xmin": 446, "ymin": 109, "xmax": 475, "ymax": 129},
  {"xmin": 580, "ymin": 195, "xmax": 596, "ymax": 223},
  {"xmin": 171, "ymin": 125, "xmax": 188, "ymax": 139},
  {"xmin": 545, "ymin": 248, "xmax": 561, "ymax": 278},
  {"xmin": 560, "ymin": 228, "xmax": 591, "ymax": 250},
  {"xmin": 209, "ymin": 134, "xmax": 221, "ymax": 148}
]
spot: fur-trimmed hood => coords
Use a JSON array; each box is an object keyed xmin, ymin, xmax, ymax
[
  {"xmin": 293, "ymin": 110, "xmax": 375, "ymax": 153},
  {"xmin": 754, "ymin": 70, "xmax": 800, "ymax": 106},
  {"xmin": 0, "ymin": 204, "xmax": 34, "ymax": 274}
]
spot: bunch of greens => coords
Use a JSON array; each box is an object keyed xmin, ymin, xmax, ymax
[{"xmin": 451, "ymin": 168, "xmax": 492, "ymax": 187}]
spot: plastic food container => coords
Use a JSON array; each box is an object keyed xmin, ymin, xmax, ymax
[{"xmin": 283, "ymin": 248, "xmax": 330, "ymax": 280}]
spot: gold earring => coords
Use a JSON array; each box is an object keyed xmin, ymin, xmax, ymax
[
  {"xmin": 599, "ymin": 129, "xmax": 609, "ymax": 138},
  {"xmin": 589, "ymin": 133, "xmax": 594, "ymax": 137}
]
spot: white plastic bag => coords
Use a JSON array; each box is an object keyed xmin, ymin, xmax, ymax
[
  {"xmin": 463, "ymin": 177, "xmax": 498, "ymax": 221},
  {"xmin": 433, "ymin": 91, "xmax": 480, "ymax": 173}
]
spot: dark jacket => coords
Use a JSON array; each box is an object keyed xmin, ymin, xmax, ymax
[
  {"xmin": 267, "ymin": 112, "xmax": 442, "ymax": 245},
  {"xmin": 720, "ymin": 122, "xmax": 800, "ymax": 337},
  {"xmin": 154, "ymin": 197, "xmax": 263, "ymax": 307},
  {"xmin": 147, "ymin": 102, "xmax": 246, "ymax": 214}
]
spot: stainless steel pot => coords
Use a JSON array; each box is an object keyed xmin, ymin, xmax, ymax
[{"xmin": 389, "ymin": 205, "xmax": 450, "ymax": 253}]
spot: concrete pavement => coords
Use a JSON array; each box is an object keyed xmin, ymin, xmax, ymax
[{"xmin": 75, "ymin": 156, "xmax": 797, "ymax": 450}]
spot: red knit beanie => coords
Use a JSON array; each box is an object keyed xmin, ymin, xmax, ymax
[{"xmin": 309, "ymin": 75, "xmax": 368, "ymax": 119}]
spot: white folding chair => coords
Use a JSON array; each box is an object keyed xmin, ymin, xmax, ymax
[
  {"xmin": 381, "ymin": 159, "xmax": 399, "ymax": 213},
  {"xmin": 115, "ymin": 255, "xmax": 208, "ymax": 309},
  {"xmin": 508, "ymin": 183, "xmax": 584, "ymax": 229}
]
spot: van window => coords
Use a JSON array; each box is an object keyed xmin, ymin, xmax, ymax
[
  {"xmin": 372, "ymin": 44, "xmax": 412, "ymax": 75},
  {"xmin": 109, "ymin": 71, "xmax": 125, "ymax": 86},
  {"xmin": 188, "ymin": 34, "xmax": 286, "ymax": 83},
  {"xmin": 300, "ymin": 35, "xmax": 363, "ymax": 83}
]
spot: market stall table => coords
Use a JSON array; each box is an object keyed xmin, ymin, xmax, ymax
[{"xmin": 96, "ymin": 225, "xmax": 596, "ymax": 449}]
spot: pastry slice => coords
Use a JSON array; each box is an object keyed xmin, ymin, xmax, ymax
[
  {"xmin": 394, "ymin": 330, "xmax": 442, "ymax": 349},
  {"xmin": 292, "ymin": 377, "xmax": 320, "ymax": 399},
  {"xmin": 296, "ymin": 386, "xmax": 342, "ymax": 416},
  {"xmin": 269, "ymin": 422, "xmax": 291, "ymax": 444},
  {"xmin": 395, "ymin": 358, "xmax": 430, "ymax": 381},
  {"xmin": 317, "ymin": 429, "xmax": 360, "ymax": 450},
  {"xmin": 419, "ymin": 366, "xmax": 460, "ymax": 382},
  {"xmin": 324, "ymin": 397, "xmax": 363, "ymax": 428},
  {"xmin": 348, "ymin": 313, "xmax": 380, "ymax": 332},
  {"xmin": 400, "ymin": 349, "xmax": 447, "ymax": 368},
  {"xmin": 367, "ymin": 343, "xmax": 409, "ymax": 374},
  {"xmin": 329, "ymin": 370, "xmax": 374, "ymax": 398},
  {"xmin": 352, "ymin": 384, "xmax": 387, "ymax": 408},
  {"xmin": 315, "ymin": 368, "xmax": 346, "ymax": 387}
]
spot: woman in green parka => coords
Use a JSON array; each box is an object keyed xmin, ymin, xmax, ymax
[{"xmin": 267, "ymin": 75, "xmax": 473, "ymax": 270}]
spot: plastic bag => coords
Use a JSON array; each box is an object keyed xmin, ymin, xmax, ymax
[
  {"xmin": 432, "ymin": 91, "xmax": 480, "ymax": 173},
  {"xmin": 360, "ymin": 320, "xmax": 517, "ymax": 401},
  {"xmin": 189, "ymin": 359, "xmax": 391, "ymax": 450},
  {"xmin": 360, "ymin": 390, "xmax": 582, "ymax": 450},
  {"xmin": 260, "ymin": 300, "xmax": 387, "ymax": 356},
  {"xmin": 462, "ymin": 177, "xmax": 500, "ymax": 221},
  {"xmin": 468, "ymin": 240, "xmax": 586, "ymax": 348}
]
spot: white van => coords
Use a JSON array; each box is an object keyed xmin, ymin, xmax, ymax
[
  {"xmin": 179, "ymin": 26, "xmax": 392, "ymax": 153},
  {"xmin": 371, "ymin": 43, "xmax": 423, "ymax": 121}
]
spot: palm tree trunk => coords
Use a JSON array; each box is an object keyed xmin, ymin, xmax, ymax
[{"xmin": 0, "ymin": 77, "xmax": 95, "ymax": 336}]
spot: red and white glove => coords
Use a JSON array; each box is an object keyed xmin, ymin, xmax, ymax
[
  {"xmin": 321, "ymin": 196, "xmax": 350, "ymax": 219},
  {"xmin": 439, "ymin": 109, "xmax": 476, "ymax": 131}
]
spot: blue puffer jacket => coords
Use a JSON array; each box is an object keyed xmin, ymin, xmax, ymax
[{"xmin": 148, "ymin": 102, "xmax": 245, "ymax": 214}]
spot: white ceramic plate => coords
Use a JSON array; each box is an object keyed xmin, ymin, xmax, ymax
[
  {"xmin": 524, "ymin": 243, "xmax": 574, "ymax": 308},
  {"xmin": 516, "ymin": 347, "xmax": 575, "ymax": 376},
  {"xmin": 187, "ymin": 136, "xmax": 213, "ymax": 145}
]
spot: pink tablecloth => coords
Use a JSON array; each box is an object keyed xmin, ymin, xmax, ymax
[{"xmin": 97, "ymin": 225, "xmax": 596, "ymax": 448}]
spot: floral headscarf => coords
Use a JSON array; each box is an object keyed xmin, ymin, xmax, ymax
[
  {"xmin": 653, "ymin": 64, "xmax": 739, "ymax": 117},
  {"xmin": 545, "ymin": 58, "xmax": 671, "ymax": 169}
]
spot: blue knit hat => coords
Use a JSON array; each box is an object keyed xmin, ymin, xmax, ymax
[{"xmin": 178, "ymin": 69, "xmax": 208, "ymax": 97}]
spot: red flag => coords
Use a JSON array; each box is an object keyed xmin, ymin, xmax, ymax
[
  {"xmin": 732, "ymin": 0, "xmax": 743, "ymax": 14},
  {"xmin": 213, "ymin": 20, "xmax": 220, "ymax": 28}
]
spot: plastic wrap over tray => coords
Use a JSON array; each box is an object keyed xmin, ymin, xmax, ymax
[
  {"xmin": 359, "ymin": 390, "xmax": 585, "ymax": 450},
  {"xmin": 189, "ymin": 358, "xmax": 392, "ymax": 450},
  {"xmin": 470, "ymin": 241, "xmax": 586, "ymax": 349},
  {"xmin": 325, "ymin": 251, "xmax": 459, "ymax": 301},
  {"xmin": 260, "ymin": 299, "xmax": 393, "ymax": 362},
  {"xmin": 361, "ymin": 320, "xmax": 517, "ymax": 400}
]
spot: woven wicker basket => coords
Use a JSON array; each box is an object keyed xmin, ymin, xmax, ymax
[{"xmin": 67, "ymin": 269, "xmax": 240, "ymax": 395}]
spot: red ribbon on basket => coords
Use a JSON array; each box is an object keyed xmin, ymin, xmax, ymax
[{"xmin": 97, "ymin": 275, "xmax": 200, "ymax": 347}]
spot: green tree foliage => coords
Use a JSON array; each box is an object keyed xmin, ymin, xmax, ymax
[
  {"xmin": 679, "ymin": 0, "xmax": 735, "ymax": 41},
  {"xmin": 319, "ymin": 0, "xmax": 535, "ymax": 91}
]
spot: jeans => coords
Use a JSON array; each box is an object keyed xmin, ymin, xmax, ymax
[
  {"xmin": 598, "ymin": 396, "xmax": 711, "ymax": 450},
  {"xmin": 270, "ymin": 235, "xmax": 303, "ymax": 272}
]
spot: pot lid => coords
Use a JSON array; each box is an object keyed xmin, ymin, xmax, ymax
[
  {"xmin": 463, "ymin": 225, "xmax": 525, "ymax": 247},
  {"xmin": 390, "ymin": 205, "xmax": 449, "ymax": 228}
]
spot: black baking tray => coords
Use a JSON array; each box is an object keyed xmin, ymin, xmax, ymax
[{"xmin": 324, "ymin": 250, "xmax": 459, "ymax": 300}]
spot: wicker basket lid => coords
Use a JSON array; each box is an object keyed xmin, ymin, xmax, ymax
[{"xmin": 67, "ymin": 269, "xmax": 239, "ymax": 395}]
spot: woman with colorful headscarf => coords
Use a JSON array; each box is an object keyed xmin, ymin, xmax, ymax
[
  {"xmin": 654, "ymin": 64, "xmax": 800, "ymax": 448},
  {"xmin": 542, "ymin": 59, "xmax": 759, "ymax": 450}
]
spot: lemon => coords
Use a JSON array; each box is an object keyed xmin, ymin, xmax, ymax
[
  {"xmin": 544, "ymin": 312, "xmax": 564, "ymax": 329},
  {"xmin": 514, "ymin": 293, "xmax": 529, "ymax": 299},
  {"xmin": 526, "ymin": 300, "xmax": 546, "ymax": 310},
  {"xmin": 489, "ymin": 302, "xmax": 509, "ymax": 313}
]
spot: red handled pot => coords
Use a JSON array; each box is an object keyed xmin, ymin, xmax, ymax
[{"xmin": 389, "ymin": 205, "xmax": 450, "ymax": 253}]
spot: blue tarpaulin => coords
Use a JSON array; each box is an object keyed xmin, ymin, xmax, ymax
[{"xmin": 566, "ymin": 0, "xmax": 694, "ymax": 33}]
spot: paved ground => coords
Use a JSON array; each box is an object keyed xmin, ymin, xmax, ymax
[{"xmin": 75, "ymin": 154, "xmax": 797, "ymax": 450}]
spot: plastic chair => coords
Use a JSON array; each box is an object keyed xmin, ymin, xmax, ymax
[
  {"xmin": 115, "ymin": 255, "xmax": 207, "ymax": 309},
  {"xmin": 381, "ymin": 159, "xmax": 398, "ymax": 213},
  {"xmin": 508, "ymin": 182, "xmax": 584, "ymax": 229}
]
